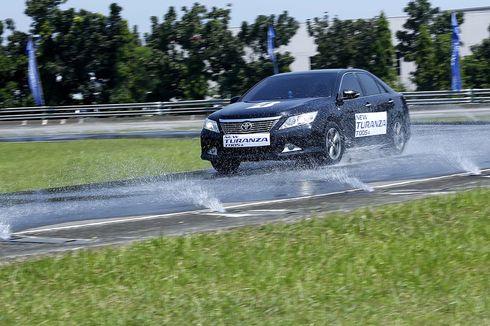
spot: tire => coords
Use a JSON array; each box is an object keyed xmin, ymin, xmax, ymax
[
  {"xmin": 322, "ymin": 122, "xmax": 345, "ymax": 165},
  {"xmin": 211, "ymin": 159, "xmax": 240, "ymax": 174},
  {"xmin": 386, "ymin": 118, "xmax": 408, "ymax": 155}
]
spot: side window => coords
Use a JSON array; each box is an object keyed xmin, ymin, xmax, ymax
[
  {"xmin": 340, "ymin": 73, "xmax": 363, "ymax": 97},
  {"xmin": 376, "ymin": 80, "xmax": 390, "ymax": 93},
  {"xmin": 358, "ymin": 73, "xmax": 381, "ymax": 96}
]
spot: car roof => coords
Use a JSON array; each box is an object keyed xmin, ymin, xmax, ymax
[{"xmin": 272, "ymin": 68, "xmax": 368, "ymax": 77}]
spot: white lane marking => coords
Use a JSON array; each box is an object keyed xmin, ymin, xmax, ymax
[
  {"xmin": 202, "ymin": 213, "xmax": 255, "ymax": 218},
  {"xmin": 249, "ymin": 209, "xmax": 288, "ymax": 212},
  {"xmin": 388, "ymin": 191, "xmax": 424, "ymax": 196},
  {"xmin": 389, "ymin": 191, "xmax": 455, "ymax": 196},
  {"xmin": 223, "ymin": 169, "xmax": 490, "ymax": 210},
  {"xmin": 15, "ymin": 168, "xmax": 490, "ymax": 235},
  {"xmin": 15, "ymin": 211, "xmax": 207, "ymax": 235}
]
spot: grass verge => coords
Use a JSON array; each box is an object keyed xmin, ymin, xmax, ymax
[
  {"xmin": 0, "ymin": 138, "xmax": 208, "ymax": 193},
  {"xmin": 1, "ymin": 189, "xmax": 489, "ymax": 325}
]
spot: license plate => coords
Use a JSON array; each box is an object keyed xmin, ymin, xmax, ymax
[{"xmin": 223, "ymin": 133, "xmax": 270, "ymax": 148}]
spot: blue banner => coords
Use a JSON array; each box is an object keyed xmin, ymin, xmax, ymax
[
  {"xmin": 26, "ymin": 37, "xmax": 45, "ymax": 106},
  {"xmin": 451, "ymin": 13, "xmax": 462, "ymax": 91},
  {"xmin": 267, "ymin": 25, "xmax": 279, "ymax": 74}
]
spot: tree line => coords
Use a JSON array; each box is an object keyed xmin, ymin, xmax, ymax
[{"xmin": 0, "ymin": 0, "xmax": 489, "ymax": 107}]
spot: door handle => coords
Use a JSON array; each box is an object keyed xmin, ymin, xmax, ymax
[
  {"xmin": 365, "ymin": 102, "xmax": 372, "ymax": 108},
  {"xmin": 388, "ymin": 99, "xmax": 394, "ymax": 104}
]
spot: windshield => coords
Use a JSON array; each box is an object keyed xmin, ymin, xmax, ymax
[{"xmin": 242, "ymin": 72, "xmax": 337, "ymax": 101}]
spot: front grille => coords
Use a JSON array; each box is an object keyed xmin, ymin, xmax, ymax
[{"xmin": 220, "ymin": 119, "xmax": 279, "ymax": 134}]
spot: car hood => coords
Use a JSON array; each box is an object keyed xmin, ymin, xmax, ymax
[{"xmin": 209, "ymin": 97, "xmax": 333, "ymax": 120}]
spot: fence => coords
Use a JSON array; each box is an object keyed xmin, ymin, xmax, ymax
[
  {"xmin": 403, "ymin": 89, "xmax": 490, "ymax": 105},
  {"xmin": 0, "ymin": 89, "xmax": 489, "ymax": 122}
]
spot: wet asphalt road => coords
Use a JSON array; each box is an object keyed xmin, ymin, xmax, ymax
[
  {"xmin": 3, "ymin": 170, "xmax": 489, "ymax": 260},
  {"xmin": 0, "ymin": 124, "xmax": 489, "ymax": 236}
]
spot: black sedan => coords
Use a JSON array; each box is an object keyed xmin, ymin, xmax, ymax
[{"xmin": 201, "ymin": 69, "xmax": 410, "ymax": 173}]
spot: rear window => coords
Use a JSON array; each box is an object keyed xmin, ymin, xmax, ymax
[
  {"xmin": 358, "ymin": 73, "xmax": 381, "ymax": 96},
  {"xmin": 242, "ymin": 73, "xmax": 337, "ymax": 101}
]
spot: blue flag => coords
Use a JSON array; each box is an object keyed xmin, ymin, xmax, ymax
[
  {"xmin": 26, "ymin": 37, "xmax": 45, "ymax": 106},
  {"xmin": 267, "ymin": 25, "xmax": 279, "ymax": 74},
  {"xmin": 451, "ymin": 13, "xmax": 462, "ymax": 91}
]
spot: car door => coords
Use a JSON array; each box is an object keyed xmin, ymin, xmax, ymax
[
  {"xmin": 373, "ymin": 77, "xmax": 397, "ymax": 141},
  {"xmin": 338, "ymin": 72, "xmax": 373, "ymax": 146},
  {"xmin": 356, "ymin": 72, "xmax": 388, "ymax": 145}
]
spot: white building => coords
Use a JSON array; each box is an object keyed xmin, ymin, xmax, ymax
[{"xmin": 282, "ymin": 6, "xmax": 490, "ymax": 90}]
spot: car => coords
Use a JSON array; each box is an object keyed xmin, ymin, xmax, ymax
[{"xmin": 201, "ymin": 68, "xmax": 410, "ymax": 174}]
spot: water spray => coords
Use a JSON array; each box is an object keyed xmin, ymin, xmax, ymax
[
  {"xmin": 0, "ymin": 221, "xmax": 11, "ymax": 241},
  {"xmin": 169, "ymin": 179, "xmax": 226, "ymax": 213},
  {"xmin": 332, "ymin": 169, "xmax": 374, "ymax": 192},
  {"xmin": 298, "ymin": 167, "xmax": 374, "ymax": 192}
]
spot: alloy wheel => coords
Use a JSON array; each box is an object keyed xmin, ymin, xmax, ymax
[
  {"xmin": 392, "ymin": 121, "xmax": 406, "ymax": 151},
  {"xmin": 326, "ymin": 127, "xmax": 342, "ymax": 160}
]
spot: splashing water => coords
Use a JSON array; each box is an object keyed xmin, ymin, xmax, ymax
[
  {"xmin": 453, "ymin": 155, "xmax": 481, "ymax": 175},
  {"xmin": 332, "ymin": 169, "xmax": 374, "ymax": 192},
  {"xmin": 439, "ymin": 151, "xmax": 481, "ymax": 176},
  {"xmin": 416, "ymin": 131, "xmax": 482, "ymax": 176},
  {"xmin": 170, "ymin": 179, "xmax": 226, "ymax": 213},
  {"xmin": 0, "ymin": 221, "xmax": 10, "ymax": 240},
  {"xmin": 191, "ymin": 187, "xmax": 226, "ymax": 213},
  {"xmin": 299, "ymin": 167, "xmax": 374, "ymax": 192}
]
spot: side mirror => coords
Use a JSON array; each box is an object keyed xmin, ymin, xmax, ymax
[
  {"xmin": 342, "ymin": 90, "xmax": 360, "ymax": 100},
  {"xmin": 230, "ymin": 96, "xmax": 241, "ymax": 104}
]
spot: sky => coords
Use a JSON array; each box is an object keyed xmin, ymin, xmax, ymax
[{"xmin": 2, "ymin": 0, "xmax": 490, "ymax": 36}]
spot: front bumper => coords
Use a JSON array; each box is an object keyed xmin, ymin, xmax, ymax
[{"xmin": 201, "ymin": 127, "xmax": 324, "ymax": 162}]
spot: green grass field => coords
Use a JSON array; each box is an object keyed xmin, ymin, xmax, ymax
[
  {"xmin": 0, "ymin": 139, "xmax": 208, "ymax": 193},
  {"xmin": 1, "ymin": 189, "xmax": 489, "ymax": 325}
]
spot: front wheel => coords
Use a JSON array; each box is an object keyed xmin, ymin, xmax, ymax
[
  {"xmin": 211, "ymin": 159, "xmax": 240, "ymax": 174},
  {"xmin": 322, "ymin": 122, "xmax": 345, "ymax": 165},
  {"xmin": 387, "ymin": 119, "xmax": 408, "ymax": 155}
]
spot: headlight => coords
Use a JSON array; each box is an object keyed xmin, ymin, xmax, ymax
[
  {"xmin": 203, "ymin": 118, "xmax": 219, "ymax": 133},
  {"xmin": 279, "ymin": 111, "xmax": 318, "ymax": 130}
]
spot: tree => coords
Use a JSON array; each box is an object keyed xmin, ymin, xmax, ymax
[
  {"xmin": 145, "ymin": 7, "xmax": 186, "ymax": 101},
  {"xmin": 238, "ymin": 12, "xmax": 299, "ymax": 91},
  {"xmin": 25, "ymin": 0, "xmax": 67, "ymax": 36},
  {"xmin": 201, "ymin": 6, "xmax": 246, "ymax": 97},
  {"xmin": 145, "ymin": 4, "xmax": 247, "ymax": 100},
  {"xmin": 308, "ymin": 16, "xmax": 358, "ymax": 69},
  {"xmin": 146, "ymin": 5, "xmax": 298, "ymax": 99},
  {"xmin": 0, "ymin": 19, "xmax": 31, "ymax": 107},
  {"xmin": 24, "ymin": 1, "xmax": 143, "ymax": 104},
  {"xmin": 396, "ymin": 0, "xmax": 464, "ymax": 90},
  {"xmin": 307, "ymin": 13, "xmax": 397, "ymax": 86},
  {"xmin": 396, "ymin": 0, "xmax": 438, "ymax": 61},
  {"xmin": 412, "ymin": 24, "xmax": 436, "ymax": 90},
  {"xmin": 3, "ymin": 2, "xmax": 300, "ymax": 105},
  {"xmin": 370, "ymin": 13, "xmax": 397, "ymax": 86},
  {"xmin": 462, "ymin": 24, "xmax": 490, "ymax": 89}
]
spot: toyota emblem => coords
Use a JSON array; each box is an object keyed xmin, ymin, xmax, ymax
[{"xmin": 241, "ymin": 122, "xmax": 253, "ymax": 131}]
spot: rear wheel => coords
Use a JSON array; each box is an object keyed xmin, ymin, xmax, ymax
[
  {"xmin": 387, "ymin": 119, "xmax": 407, "ymax": 154},
  {"xmin": 211, "ymin": 159, "xmax": 240, "ymax": 174},
  {"xmin": 322, "ymin": 122, "xmax": 345, "ymax": 165}
]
